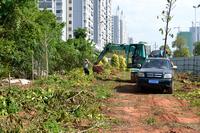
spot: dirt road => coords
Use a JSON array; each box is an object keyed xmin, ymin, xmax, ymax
[{"xmin": 103, "ymin": 81, "xmax": 200, "ymax": 133}]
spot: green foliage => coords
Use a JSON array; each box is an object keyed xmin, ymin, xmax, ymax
[
  {"xmin": 193, "ymin": 42, "xmax": 200, "ymax": 56},
  {"xmin": 174, "ymin": 84, "xmax": 200, "ymax": 107},
  {"xmin": 101, "ymin": 57, "xmax": 111, "ymax": 69},
  {"xmin": 119, "ymin": 56, "xmax": 126, "ymax": 70},
  {"xmin": 74, "ymin": 28, "xmax": 87, "ymax": 39},
  {"xmin": 102, "ymin": 57, "xmax": 108, "ymax": 64},
  {"xmin": 98, "ymin": 61, "xmax": 104, "ymax": 66},
  {"xmin": 0, "ymin": 0, "xmax": 42, "ymax": 78},
  {"xmin": 172, "ymin": 36, "xmax": 190, "ymax": 57},
  {"xmin": 172, "ymin": 36, "xmax": 186, "ymax": 49},
  {"xmin": 44, "ymin": 119, "xmax": 61, "ymax": 133},
  {"xmin": 174, "ymin": 74, "xmax": 200, "ymax": 109},
  {"xmin": 173, "ymin": 48, "xmax": 190, "ymax": 57},
  {"xmin": 0, "ymin": 69, "xmax": 112, "ymax": 132},
  {"xmin": 0, "ymin": 90, "xmax": 21, "ymax": 116},
  {"xmin": 111, "ymin": 54, "xmax": 119, "ymax": 68},
  {"xmin": 0, "ymin": 1, "xmax": 95, "ymax": 78},
  {"xmin": 63, "ymin": 38, "xmax": 95, "ymax": 71},
  {"xmin": 94, "ymin": 86, "xmax": 112, "ymax": 99},
  {"xmin": 145, "ymin": 117, "xmax": 156, "ymax": 126}
]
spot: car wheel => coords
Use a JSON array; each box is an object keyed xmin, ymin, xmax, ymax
[
  {"xmin": 160, "ymin": 88, "xmax": 165, "ymax": 94},
  {"xmin": 136, "ymin": 84, "xmax": 142, "ymax": 91},
  {"xmin": 166, "ymin": 87, "xmax": 173, "ymax": 94},
  {"xmin": 166, "ymin": 82, "xmax": 173, "ymax": 94},
  {"xmin": 131, "ymin": 73, "xmax": 137, "ymax": 83}
]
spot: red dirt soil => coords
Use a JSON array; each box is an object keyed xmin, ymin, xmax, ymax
[{"xmin": 102, "ymin": 82, "xmax": 200, "ymax": 133}]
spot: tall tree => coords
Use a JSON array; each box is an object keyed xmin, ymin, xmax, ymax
[
  {"xmin": 158, "ymin": 0, "xmax": 177, "ymax": 57},
  {"xmin": 0, "ymin": 0, "xmax": 39, "ymax": 78},
  {"xmin": 35, "ymin": 10, "xmax": 64, "ymax": 77},
  {"xmin": 0, "ymin": 0, "xmax": 63, "ymax": 78}
]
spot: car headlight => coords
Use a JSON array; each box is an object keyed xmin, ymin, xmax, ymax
[
  {"xmin": 138, "ymin": 72, "xmax": 145, "ymax": 77},
  {"xmin": 164, "ymin": 74, "xmax": 172, "ymax": 79}
]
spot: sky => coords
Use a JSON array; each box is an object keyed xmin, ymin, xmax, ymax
[{"xmin": 112, "ymin": 0, "xmax": 200, "ymax": 49}]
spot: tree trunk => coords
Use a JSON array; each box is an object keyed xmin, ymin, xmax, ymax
[
  {"xmin": 8, "ymin": 72, "xmax": 11, "ymax": 88},
  {"xmin": 45, "ymin": 43, "xmax": 48, "ymax": 77},
  {"xmin": 45, "ymin": 32, "xmax": 49, "ymax": 77},
  {"xmin": 32, "ymin": 52, "xmax": 34, "ymax": 80},
  {"xmin": 163, "ymin": 0, "xmax": 173, "ymax": 57}
]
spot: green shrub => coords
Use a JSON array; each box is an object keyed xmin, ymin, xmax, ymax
[
  {"xmin": 102, "ymin": 57, "xmax": 108, "ymax": 64},
  {"xmin": 98, "ymin": 61, "xmax": 104, "ymax": 66},
  {"xmin": 119, "ymin": 56, "xmax": 127, "ymax": 70},
  {"xmin": 0, "ymin": 95, "xmax": 20, "ymax": 116},
  {"xmin": 111, "ymin": 54, "xmax": 119, "ymax": 68}
]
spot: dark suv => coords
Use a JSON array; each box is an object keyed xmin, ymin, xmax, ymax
[{"xmin": 137, "ymin": 58, "xmax": 176, "ymax": 94}]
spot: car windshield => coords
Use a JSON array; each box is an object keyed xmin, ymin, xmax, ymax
[{"xmin": 142, "ymin": 59, "xmax": 171, "ymax": 69}]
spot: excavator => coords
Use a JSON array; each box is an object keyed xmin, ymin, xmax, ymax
[{"xmin": 93, "ymin": 43, "xmax": 147, "ymax": 82}]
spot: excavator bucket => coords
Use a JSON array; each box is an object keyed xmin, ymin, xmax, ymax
[{"xmin": 93, "ymin": 65, "xmax": 104, "ymax": 74}]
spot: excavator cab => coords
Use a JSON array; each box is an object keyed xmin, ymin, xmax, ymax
[
  {"xmin": 128, "ymin": 44, "xmax": 146, "ymax": 82},
  {"xmin": 128, "ymin": 44, "xmax": 146, "ymax": 69}
]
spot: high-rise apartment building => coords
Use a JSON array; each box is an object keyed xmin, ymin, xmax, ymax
[
  {"xmin": 120, "ymin": 11, "xmax": 128, "ymax": 44},
  {"xmin": 94, "ymin": 0, "xmax": 106, "ymax": 50},
  {"xmin": 39, "ymin": 0, "xmax": 113, "ymax": 46},
  {"xmin": 106, "ymin": 0, "xmax": 112, "ymax": 44},
  {"xmin": 39, "ymin": 0, "xmax": 73, "ymax": 41},
  {"xmin": 73, "ymin": 0, "xmax": 94, "ymax": 40},
  {"xmin": 66, "ymin": 0, "xmax": 73, "ymax": 39},
  {"xmin": 112, "ymin": 6, "xmax": 120, "ymax": 44},
  {"xmin": 94, "ymin": 0, "xmax": 112, "ymax": 50},
  {"xmin": 112, "ymin": 15, "xmax": 120, "ymax": 44},
  {"xmin": 112, "ymin": 7, "xmax": 128, "ymax": 44},
  {"xmin": 190, "ymin": 26, "xmax": 200, "ymax": 43}
]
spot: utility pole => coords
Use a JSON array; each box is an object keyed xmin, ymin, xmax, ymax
[
  {"xmin": 193, "ymin": 4, "xmax": 200, "ymax": 74},
  {"xmin": 193, "ymin": 5, "xmax": 200, "ymax": 52}
]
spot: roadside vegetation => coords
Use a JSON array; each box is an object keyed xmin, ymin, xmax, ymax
[
  {"xmin": 174, "ymin": 73, "xmax": 200, "ymax": 114},
  {"xmin": 0, "ymin": 1, "xmax": 129, "ymax": 132},
  {"xmin": 0, "ymin": 1, "xmax": 95, "ymax": 79},
  {"xmin": 0, "ymin": 52, "xmax": 127, "ymax": 132},
  {"xmin": 0, "ymin": 69, "xmax": 113, "ymax": 132}
]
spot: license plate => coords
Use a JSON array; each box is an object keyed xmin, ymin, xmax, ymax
[{"xmin": 148, "ymin": 79, "xmax": 159, "ymax": 84}]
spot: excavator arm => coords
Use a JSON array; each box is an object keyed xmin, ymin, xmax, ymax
[
  {"xmin": 94, "ymin": 43, "xmax": 130, "ymax": 65},
  {"xmin": 95, "ymin": 43, "xmax": 146, "ymax": 67}
]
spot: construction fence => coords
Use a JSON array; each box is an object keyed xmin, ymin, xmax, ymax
[{"xmin": 171, "ymin": 56, "xmax": 200, "ymax": 74}]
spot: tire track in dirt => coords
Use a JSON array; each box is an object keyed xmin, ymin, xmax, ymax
[{"xmin": 103, "ymin": 82, "xmax": 200, "ymax": 133}]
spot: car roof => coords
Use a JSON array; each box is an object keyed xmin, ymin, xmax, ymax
[{"xmin": 147, "ymin": 57, "xmax": 170, "ymax": 60}]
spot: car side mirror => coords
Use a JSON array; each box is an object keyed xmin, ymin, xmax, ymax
[
  {"xmin": 137, "ymin": 64, "xmax": 142, "ymax": 68},
  {"xmin": 172, "ymin": 66, "xmax": 177, "ymax": 69}
]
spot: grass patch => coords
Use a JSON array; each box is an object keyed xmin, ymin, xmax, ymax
[
  {"xmin": 174, "ymin": 73, "xmax": 200, "ymax": 117},
  {"xmin": 145, "ymin": 117, "xmax": 156, "ymax": 126},
  {"xmin": 174, "ymin": 81, "xmax": 200, "ymax": 107}
]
